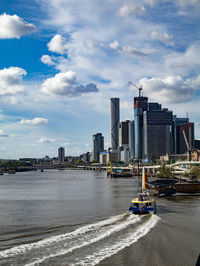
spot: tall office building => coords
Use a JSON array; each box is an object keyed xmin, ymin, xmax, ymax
[
  {"xmin": 93, "ymin": 133, "xmax": 104, "ymax": 162},
  {"xmin": 134, "ymin": 93, "xmax": 148, "ymax": 159},
  {"xmin": 129, "ymin": 120, "xmax": 135, "ymax": 159},
  {"xmin": 58, "ymin": 147, "xmax": 65, "ymax": 164},
  {"xmin": 119, "ymin": 120, "xmax": 130, "ymax": 146},
  {"xmin": 143, "ymin": 103, "xmax": 173, "ymax": 160},
  {"xmin": 110, "ymin": 98, "xmax": 120, "ymax": 151}
]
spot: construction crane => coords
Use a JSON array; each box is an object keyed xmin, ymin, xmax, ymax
[
  {"xmin": 180, "ymin": 124, "xmax": 192, "ymax": 161},
  {"xmin": 129, "ymin": 81, "xmax": 143, "ymax": 97}
]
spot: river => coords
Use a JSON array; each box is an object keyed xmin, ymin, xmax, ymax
[{"xmin": 0, "ymin": 169, "xmax": 199, "ymax": 265}]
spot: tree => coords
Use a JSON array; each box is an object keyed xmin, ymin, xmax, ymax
[
  {"xmin": 188, "ymin": 166, "xmax": 200, "ymax": 180},
  {"xmin": 157, "ymin": 165, "xmax": 173, "ymax": 179}
]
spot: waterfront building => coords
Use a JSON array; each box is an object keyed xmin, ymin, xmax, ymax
[
  {"xmin": 194, "ymin": 140, "xmax": 200, "ymax": 150},
  {"xmin": 134, "ymin": 93, "xmax": 148, "ymax": 159},
  {"xmin": 92, "ymin": 133, "xmax": 104, "ymax": 162},
  {"xmin": 119, "ymin": 145, "xmax": 130, "ymax": 163},
  {"xmin": 173, "ymin": 117, "xmax": 194, "ymax": 154},
  {"xmin": 58, "ymin": 147, "xmax": 65, "ymax": 164},
  {"xmin": 119, "ymin": 120, "xmax": 130, "ymax": 146},
  {"xmin": 172, "ymin": 117, "xmax": 189, "ymax": 154},
  {"xmin": 160, "ymin": 153, "xmax": 187, "ymax": 162},
  {"xmin": 106, "ymin": 151, "xmax": 118, "ymax": 163},
  {"xmin": 82, "ymin": 152, "xmax": 90, "ymax": 163},
  {"xmin": 143, "ymin": 103, "xmax": 173, "ymax": 160},
  {"xmin": 110, "ymin": 98, "xmax": 120, "ymax": 151},
  {"xmin": 128, "ymin": 120, "xmax": 135, "ymax": 159},
  {"xmin": 190, "ymin": 150, "xmax": 200, "ymax": 161},
  {"xmin": 99, "ymin": 151, "xmax": 109, "ymax": 164}
]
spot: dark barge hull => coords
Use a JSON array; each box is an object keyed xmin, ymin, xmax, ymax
[
  {"xmin": 175, "ymin": 183, "xmax": 200, "ymax": 193},
  {"xmin": 111, "ymin": 173, "xmax": 133, "ymax": 177}
]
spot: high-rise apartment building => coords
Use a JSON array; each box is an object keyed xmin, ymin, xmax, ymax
[
  {"xmin": 93, "ymin": 133, "xmax": 104, "ymax": 162},
  {"xmin": 110, "ymin": 98, "xmax": 120, "ymax": 151},
  {"xmin": 58, "ymin": 147, "xmax": 65, "ymax": 164}
]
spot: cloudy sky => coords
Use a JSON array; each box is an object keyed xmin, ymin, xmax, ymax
[{"xmin": 0, "ymin": 0, "xmax": 200, "ymax": 159}]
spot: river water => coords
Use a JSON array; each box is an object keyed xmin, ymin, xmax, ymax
[{"xmin": 0, "ymin": 170, "xmax": 199, "ymax": 266}]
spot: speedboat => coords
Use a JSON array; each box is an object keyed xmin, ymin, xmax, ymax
[{"xmin": 129, "ymin": 191, "xmax": 156, "ymax": 214}]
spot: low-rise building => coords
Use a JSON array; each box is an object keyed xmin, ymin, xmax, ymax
[{"xmin": 160, "ymin": 153, "xmax": 187, "ymax": 162}]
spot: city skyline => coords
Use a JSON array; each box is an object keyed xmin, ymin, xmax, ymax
[{"xmin": 0, "ymin": 0, "xmax": 200, "ymax": 159}]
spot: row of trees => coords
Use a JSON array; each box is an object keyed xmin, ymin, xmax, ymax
[{"xmin": 157, "ymin": 165, "xmax": 200, "ymax": 180}]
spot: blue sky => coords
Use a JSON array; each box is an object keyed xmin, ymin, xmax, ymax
[{"xmin": 0, "ymin": 0, "xmax": 200, "ymax": 159}]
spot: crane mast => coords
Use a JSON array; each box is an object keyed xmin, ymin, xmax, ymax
[
  {"xmin": 129, "ymin": 81, "xmax": 143, "ymax": 97},
  {"xmin": 180, "ymin": 124, "xmax": 192, "ymax": 161}
]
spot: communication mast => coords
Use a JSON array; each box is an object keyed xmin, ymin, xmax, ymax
[{"xmin": 129, "ymin": 81, "xmax": 143, "ymax": 97}]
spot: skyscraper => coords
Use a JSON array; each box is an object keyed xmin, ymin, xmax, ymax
[
  {"xmin": 172, "ymin": 117, "xmax": 189, "ymax": 154},
  {"xmin": 174, "ymin": 120, "xmax": 194, "ymax": 154},
  {"xmin": 93, "ymin": 133, "xmax": 104, "ymax": 162},
  {"xmin": 128, "ymin": 120, "xmax": 135, "ymax": 159},
  {"xmin": 110, "ymin": 98, "xmax": 120, "ymax": 151},
  {"xmin": 143, "ymin": 104, "xmax": 173, "ymax": 160},
  {"xmin": 119, "ymin": 120, "xmax": 130, "ymax": 146},
  {"xmin": 58, "ymin": 147, "xmax": 65, "ymax": 164},
  {"xmin": 134, "ymin": 93, "xmax": 148, "ymax": 159}
]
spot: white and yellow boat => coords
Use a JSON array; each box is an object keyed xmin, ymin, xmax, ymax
[
  {"xmin": 129, "ymin": 167, "xmax": 156, "ymax": 214},
  {"xmin": 129, "ymin": 191, "xmax": 156, "ymax": 214}
]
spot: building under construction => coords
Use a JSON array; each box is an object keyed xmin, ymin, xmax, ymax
[{"xmin": 131, "ymin": 83, "xmax": 195, "ymax": 161}]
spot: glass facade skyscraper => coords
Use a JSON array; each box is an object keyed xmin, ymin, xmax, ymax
[
  {"xmin": 110, "ymin": 98, "xmax": 120, "ymax": 151},
  {"xmin": 93, "ymin": 133, "xmax": 104, "ymax": 162},
  {"xmin": 134, "ymin": 96, "xmax": 148, "ymax": 159},
  {"xmin": 143, "ymin": 105, "xmax": 173, "ymax": 159},
  {"xmin": 58, "ymin": 147, "xmax": 65, "ymax": 164}
]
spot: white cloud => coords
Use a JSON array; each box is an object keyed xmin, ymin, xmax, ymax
[
  {"xmin": 165, "ymin": 43, "xmax": 200, "ymax": 76},
  {"xmin": 47, "ymin": 34, "xmax": 68, "ymax": 54},
  {"xmin": 85, "ymin": 40, "xmax": 94, "ymax": 48},
  {"xmin": 41, "ymin": 71, "xmax": 99, "ymax": 96},
  {"xmin": 121, "ymin": 45, "xmax": 154, "ymax": 58},
  {"xmin": 9, "ymin": 96, "xmax": 20, "ymax": 104},
  {"xmin": 151, "ymin": 31, "xmax": 174, "ymax": 47},
  {"xmin": 175, "ymin": 0, "xmax": 200, "ymax": 8},
  {"xmin": 0, "ymin": 67, "xmax": 26, "ymax": 96},
  {"xmin": 109, "ymin": 41, "xmax": 155, "ymax": 58},
  {"xmin": 0, "ymin": 13, "xmax": 36, "ymax": 39},
  {"xmin": 40, "ymin": 55, "xmax": 56, "ymax": 65},
  {"xmin": 138, "ymin": 75, "xmax": 200, "ymax": 103},
  {"xmin": 118, "ymin": 5, "xmax": 146, "ymax": 17},
  {"xmin": 109, "ymin": 40, "xmax": 119, "ymax": 50},
  {"xmin": 0, "ymin": 130, "xmax": 9, "ymax": 137},
  {"xmin": 19, "ymin": 117, "xmax": 48, "ymax": 125},
  {"xmin": 38, "ymin": 137, "xmax": 55, "ymax": 143}
]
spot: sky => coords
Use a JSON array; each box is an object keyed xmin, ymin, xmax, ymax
[{"xmin": 0, "ymin": 0, "xmax": 200, "ymax": 159}]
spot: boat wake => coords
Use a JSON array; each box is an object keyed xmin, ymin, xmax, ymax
[{"xmin": 0, "ymin": 213, "xmax": 160, "ymax": 265}]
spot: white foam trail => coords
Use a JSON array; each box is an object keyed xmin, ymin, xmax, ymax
[
  {"xmin": 73, "ymin": 214, "xmax": 160, "ymax": 266},
  {"xmin": 25, "ymin": 214, "xmax": 141, "ymax": 266},
  {"xmin": 0, "ymin": 213, "xmax": 128, "ymax": 258}
]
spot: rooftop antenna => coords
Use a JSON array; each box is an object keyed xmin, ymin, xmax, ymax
[{"xmin": 129, "ymin": 81, "xmax": 143, "ymax": 97}]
